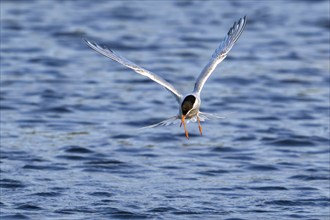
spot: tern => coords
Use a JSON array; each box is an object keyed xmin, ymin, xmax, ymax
[{"xmin": 84, "ymin": 16, "xmax": 247, "ymax": 139}]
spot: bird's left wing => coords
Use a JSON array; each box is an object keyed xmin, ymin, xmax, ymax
[
  {"xmin": 84, "ymin": 39, "xmax": 182, "ymax": 102},
  {"xmin": 194, "ymin": 16, "xmax": 247, "ymax": 94},
  {"xmin": 140, "ymin": 116, "xmax": 180, "ymax": 129}
]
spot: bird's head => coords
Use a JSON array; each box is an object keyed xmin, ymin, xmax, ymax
[{"xmin": 181, "ymin": 95, "xmax": 197, "ymax": 124}]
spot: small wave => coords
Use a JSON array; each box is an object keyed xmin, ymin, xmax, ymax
[
  {"xmin": 23, "ymin": 164, "xmax": 67, "ymax": 171},
  {"xmin": 0, "ymin": 179, "xmax": 25, "ymax": 188},
  {"xmin": 263, "ymin": 138, "xmax": 316, "ymax": 147},
  {"xmin": 16, "ymin": 204, "xmax": 43, "ymax": 211},
  {"xmin": 0, "ymin": 214, "xmax": 30, "ymax": 220},
  {"xmin": 246, "ymin": 164, "xmax": 278, "ymax": 171},
  {"xmin": 249, "ymin": 186, "xmax": 288, "ymax": 191},
  {"xmin": 31, "ymin": 192, "xmax": 62, "ymax": 197},
  {"xmin": 289, "ymin": 174, "xmax": 329, "ymax": 181},
  {"xmin": 61, "ymin": 145, "xmax": 94, "ymax": 154}
]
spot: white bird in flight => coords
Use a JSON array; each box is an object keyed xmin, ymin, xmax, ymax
[{"xmin": 84, "ymin": 16, "xmax": 247, "ymax": 139}]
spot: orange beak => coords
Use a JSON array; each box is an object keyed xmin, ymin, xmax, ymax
[{"xmin": 181, "ymin": 115, "xmax": 189, "ymax": 139}]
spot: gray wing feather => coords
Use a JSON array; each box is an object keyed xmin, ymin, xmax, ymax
[
  {"xmin": 84, "ymin": 39, "xmax": 182, "ymax": 102},
  {"xmin": 194, "ymin": 16, "xmax": 247, "ymax": 94},
  {"xmin": 198, "ymin": 111, "xmax": 235, "ymax": 121},
  {"xmin": 140, "ymin": 116, "xmax": 180, "ymax": 129}
]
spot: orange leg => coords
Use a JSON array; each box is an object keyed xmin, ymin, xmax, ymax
[
  {"xmin": 181, "ymin": 115, "xmax": 189, "ymax": 139},
  {"xmin": 197, "ymin": 116, "xmax": 203, "ymax": 136},
  {"xmin": 183, "ymin": 121, "xmax": 189, "ymax": 139}
]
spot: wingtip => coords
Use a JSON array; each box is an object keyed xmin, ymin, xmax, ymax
[
  {"xmin": 83, "ymin": 38, "xmax": 93, "ymax": 46},
  {"xmin": 83, "ymin": 38, "xmax": 102, "ymax": 51},
  {"xmin": 82, "ymin": 38, "xmax": 93, "ymax": 48},
  {"xmin": 239, "ymin": 16, "xmax": 247, "ymax": 25},
  {"xmin": 242, "ymin": 15, "xmax": 247, "ymax": 26}
]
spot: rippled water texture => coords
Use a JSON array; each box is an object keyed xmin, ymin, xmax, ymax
[{"xmin": 1, "ymin": 0, "xmax": 329, "ymax": 219}]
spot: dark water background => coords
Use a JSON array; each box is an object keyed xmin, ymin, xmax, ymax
[{"xmin": 1, "ymin": 0, "xmax": 329, "ymax": 219}]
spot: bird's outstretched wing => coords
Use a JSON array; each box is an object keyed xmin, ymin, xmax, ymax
[
  {"xmin": 140, "ymin": 116, "xmax": 180, "ymax": 129},
  {"xmin": 194, "ymin": 16, "xmax": 247, "ymax": 94},
  {"xmin": 198, "ymin": 111, "xmax": 234, "ymax": 121},
  {"xmin": 84, "ymin": 39, "xmax": 182, "ymax": 102}
]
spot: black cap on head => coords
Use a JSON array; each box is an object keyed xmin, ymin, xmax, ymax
[{"xmin": 181, "ymin": 95, "xmax": 196, "ymax": 115}]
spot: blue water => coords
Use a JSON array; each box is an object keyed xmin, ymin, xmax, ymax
[{"xmin": 1, "ymin": 0, "xmax": 329, "ymax": 219}]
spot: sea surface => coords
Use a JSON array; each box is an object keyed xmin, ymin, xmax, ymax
[{"xmin": 1, "ymin": 0, "xmax": 329, "ymax": 219}]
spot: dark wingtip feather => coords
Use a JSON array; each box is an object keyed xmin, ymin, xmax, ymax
[{"xmin": 82, "ymin": 38, "xmax": 91, "ymax": 45}]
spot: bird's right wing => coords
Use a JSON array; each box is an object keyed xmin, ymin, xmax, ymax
[
  {"xmin": 198, "ymin": 111, "xmax": 235, "ymax": 121},
  {"xmin": 194, "ymin": 16, "xmax": 247, "ymax": 94},
  {"xmin": 84, "ymin": 39, "xmax": 182, "ymax": 103}
]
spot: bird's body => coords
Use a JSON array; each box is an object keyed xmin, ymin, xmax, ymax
[{"xmin": 84, "ymin": 16, "xmax": 247, "ymax": 139}]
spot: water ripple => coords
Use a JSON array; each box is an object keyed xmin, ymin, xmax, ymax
[{"xmin": 1, "ymin": 0, "xmax": 329, "ymax": 219}]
